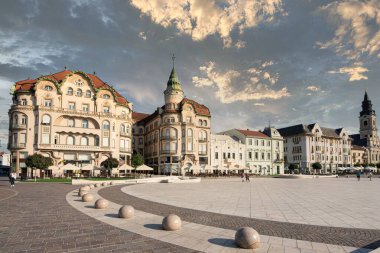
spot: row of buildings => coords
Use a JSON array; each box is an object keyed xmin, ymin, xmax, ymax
[{"xmin": 8, "ymin": 65, "xmax": 380, "ymax": 177}]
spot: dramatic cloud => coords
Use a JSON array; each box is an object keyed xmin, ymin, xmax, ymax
[
  {"xmin": 192, "ymin": 61, "xmax": 290, "ymax": 104},
  {"xmin": 318, "ymin": 0, "xmax": 380, "ymax": 60},
  {"xmin": 130, "ymin": 0, "xmax": 284, "ymax": 47},
  {"xmin": 328, "ymin": 64, "xmax": 369, "ymax": 82},
  {"xmin": 306, "ymin": 85, "xmax": 320, "ymax": 92}
]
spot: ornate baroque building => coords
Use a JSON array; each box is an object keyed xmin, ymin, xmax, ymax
[
  {"xmin": 132, "ymin": 65, "xmax": 211, "ymax": 175},
  {"xmin": 8, "ymin": 70, "xmax": 133, "ymax": 177},
  {"xmin": 278, "ymin": 123, "xmax": 352, "ymax": 173},
  {"xmin": 350, "ymin": 91, "xmax": 380, "ymax": 164}
]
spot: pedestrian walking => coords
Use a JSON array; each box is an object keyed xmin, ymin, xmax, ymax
[
  {"xmin": 245, "ymin": 173, "xmax": 250, "ymax": 182},
  {"xmin": 356, "ymin": 170, "xmax": 361, "ymax": 181},
  {"xmin": 10, "ymin": 172, "xmax": 16, "ymax": 187},
  {"xmin": 369, "ymin": 172, "xmax": 373, "ymax": 181},
  {"xmin": 241, "ymin": 173, "xmax": 245, "ymax": 182}
]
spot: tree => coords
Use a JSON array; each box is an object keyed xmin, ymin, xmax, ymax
[
  {"xmin": 376, "ymin": 162, "xmax": 380, "ymax": 169},
  {"xmin": 25, "ymin": 154, "xmax": 53, "ymax": 181},
  {"xmin": 288, "ymin": 164, "xmax": 298, "ymax": 174},
  {"xmin": 131, "ymin": 153, "xmax": 144, "ymax": 168},
  {"xmin": 312, "ymin": 162, "xmax": 322, "ymax": 171},
  {"xmin": 101, "ymin": 157, "xmax": 119, "ymax": 176}
]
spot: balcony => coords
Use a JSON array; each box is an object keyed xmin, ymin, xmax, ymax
[
  {"xmin": 10, "ymin": 143, "xmax": 26, "ymax": 149},
  {"xmin": 198, "ymin": 151, "xmax": 207, "ymax": 156},
  {"xmin": 274, "ymin": 159, "xmax": 284, "ymax": 163},
  {"xmin": 198, "ymin": 138, "xmax": 207, "ymax": 142},
  {"xmin": 120, "ymin": 131, "xmax": 131, "ymax": 137},
  {"xmin": 37, "ymin": 144, "xmax": 111, "ymax": 152},
  {"xmin": 160, "ymin": 135, "xmax": 178, "ymax": 141},
  {"xmin": 161, "ymin": 150, "xmax": 177, "ymax": 155},
  {"xmin": 119, "ymin": 147, "xmax": 132, "ymax": 153},
  {"xmin": 12, "ymin": 123, "xmax": 27, "ymax": 130}
]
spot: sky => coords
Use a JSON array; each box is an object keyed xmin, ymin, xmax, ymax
[{"xmin": 0, "ymin": 0, "xmax": 380, "ymax": 151}]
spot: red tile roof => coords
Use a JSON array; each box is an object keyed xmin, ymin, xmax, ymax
[
  {"xmin": 236, "ymin": 129, "xmax": 269, "ymax": 138},
  {"xmin": 181, "ymin": 98, "xmax": 210, "ymax": 116},
  {"xmin": 132, "ymin": 112, "xmax": 150, "ymax": 122},
  {"xmin": 352, "ymin": 145, "xmax": 367, "ymax": 151},
  {"xmin": 14, "ymin": 70, "xmax": 130, "ymax": 107}
]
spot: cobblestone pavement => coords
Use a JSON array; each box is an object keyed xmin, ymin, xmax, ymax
[
  {"xmin": 0, "ymin": 178, "xmax": 198, "ymax": 253},
  {"xmin": 99, "ymin": 185, "xmax": 380, "ymax": 250}
]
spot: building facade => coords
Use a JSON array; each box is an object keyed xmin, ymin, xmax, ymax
[
  {"xmin": 350, "ymin": 92, "xmax": 380, "ymax": 165},
  {"xmin": 220, "ymin": 128, "xmax": 284, "ymax": 175},
  {"xmin": 8, "ymin": 70, "xmax": 133, "ymax": 177},
  {"xmin": 278, "ymin": 123, "xmax": 352, "ymax": 173},
  {"xmin": 351, "ymin": 145, "xmax": 368, "ymax": 165},
  {"xmin": 210, "ymin": 134, "xmax": 246, "ymax": 171},
  {"xmin": 133, "ymin": 66, "xmax": 211, "ymax": 175}
]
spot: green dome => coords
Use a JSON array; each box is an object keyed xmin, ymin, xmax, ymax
[{"xmin": 167, "ymin": 67, "xmax": 182, "ymax": 91}]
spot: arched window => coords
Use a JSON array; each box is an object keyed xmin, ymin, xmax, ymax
[
  {"xmin": 165, "ymin": 128, "xmax": 170, "ymax": 137},
  {"xmin": 85, "ymin": 90, "xmax": 91, "ymax": 98},
  {"xmin": 126, "ymin": 124, "xmax": 130, "ymax": 133},
  {"xmin": 121, "ymin": 111, "xmax": 126, "ymax": 118},
  {"xmin": 103, "ymin": 94, "xmax": 110, "ymax": 99},
  {"xmin": 42, "ymin": 114, "xmax": 51, "ymax": 125},
  {"xmin": 199, "ymin": 119, "xmax": 203, "ymax": 126},
  {"xmin": 121, "ymin": 124, "xmax": 126, "ymax": 133},
  {"xmin": 77, "ymin": 89, "xmax": 82, "ymax": 97},
  {"xmin": 102, "ymin": 121, "xmax": 110, "ymax": 130},
  {"xmin": 199, "ymin": 131, "xmax": 207, "ymax": 140},
  {"xmin": 364, "ymin": 120, "xmax": 368, "ymax": 126},
  {"xmin": 203, "ymin": 120, "xmax": 207, "ymax": 127},
  {"xmin": 45, "ymin": 85, "xmax": 53, "ymax": 91},
  {"xmin": 187, "ymin": 128, "xmax": 193, "ymax": 137},
  {"xmin": 80, "ymin": 137, "xmax": 88, "ymax": 146},
  {"xmin": 54, "ymin": 135, "xmax": 58, "ymax": 144},
  {"xmin": 21, "ymin": 115, "xmax": 27, "ymax": 125},
  {"xmin": 67, "ymin": 87, "xmax": 73, "ymax": 95},
  {"xmin": 67, "ymin": 136, "xmax": 75, "ymax": 145},
  {"xmin": 82, "ymin": 119, "xmax": 88, "ymax": 128},
  {"xmin": 95, "ymin": 135, "xmax": 100, "ymax": 146},
  {"xmin": 14, "ymin": 115, "xmax": 18, "ymax": 124}
]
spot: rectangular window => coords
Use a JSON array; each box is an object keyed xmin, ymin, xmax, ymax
[
  {"xmin": 187, "ymin": 142, "xmax": 193, "ymax": 151},
  {"xmin": 42, "ymin": 133, "xmax": 50, "ymax": 144},
  {"xmin": 82, "ymin": 104, "xmax": 89, "ymax": 112},
  {"xmin": 267, "ymin": 153, "xmax": 271, "ymax": 160},
  {"xmin": 21, "ymin": 99, "xmax": 27, "ymax": 105},
  {"xmin": 138, "ymin": 138, "xmax": 143, "ymax": 144},
  {"xmin": 102, "ymin": 137, "xmax": 109, "ymax": 147},
  {"xmin": 82, "ymin": 120, "xmax": 88, "ymax": 128},
  {"xmin": 103, "ymin": 107, "xmax": 110, "ymax": 113},
  {"xmin": 248, "ymin": 139, "xmax": 252, "ymax": 145},
  {"xmin": 68, "ymin": 102, "xmax": 75, "ymax": 110},
  {"xmin": 44, "ymin": 100, "xmax": 52, "ymax": 107},
  {"xmin": 215, "ymin": 152, "xmax": 218, "ymax": 159},
  {"xmin": 240, "ymin": 153, "xmax": 242, "ymax": 160},
  {"xmin": 255, "ymin": 152, "xmax": 258, "ymax": 159},
  {"xmin": 248, "ymin": 152, "xmax": 252, "ymax": 159},
  {"xmin": 232, "ymin": 153, "xmax": 235, "ymax": 159},
  {"xmin": 20, "ymin": 133, "xmax": 26, "ymax": 144}
]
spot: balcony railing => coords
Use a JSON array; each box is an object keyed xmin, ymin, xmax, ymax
[
  {"xmin": 160, "ymin": 135, "xmax": 177, "ymax": 141},
  {"xmin": 198, "ymin": 151, "xmax": 207, "ymax": 155},
  {"xmin": 12, "ymin": 123, "xmax": 27, "ymax": 130},
  {"xmin": 198, "ymin": 138, "xmax": 207, "ymax": 142},
  {"xmin": 161, "ymin": 150, "xmax": 177, "ymax": 154},
  {"xmin": 120, "ymin": 131, "xmax": 131, "ymax": 137},
  {"xmin": 36, "ymin": 106, "xmax": 131, "ymax": 120},
  {"xmin": 119, "ymin": 147, "xmax": 132, "ymax": 152},
  {"xmin": 273, "ymin": 159, "xmax": 284, "ymax": 163},
  {"xmin": 10, "ymin": 143, "xmax": 26, "ymax": 149},
  {"xmin": 37, "ymin": 144, "xmax": 111, "ymax": 151}
]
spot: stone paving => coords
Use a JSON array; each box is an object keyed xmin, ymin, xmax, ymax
[
  {"xmin": 120, "ymin": 177, "xmax": 380, "ymax": 229},
  {"xmin": 99, "ymin": 181, "xmax": 380, "ymax": 250},
  {"xmin": 0, "ymin": 178, "xmax": 197, "ymax": 253}
]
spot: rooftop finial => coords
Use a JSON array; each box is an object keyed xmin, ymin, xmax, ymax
[
  {"xmin": 269, "ymin": 120, "xmax": 271, "ymax": 128},
  {"xmin": 172, "ymin": 53, "xmax": 175, "ymax": 68},
  {"xmin": 64, "ymin": 66, "xmax": 67, "ymax": 70}
]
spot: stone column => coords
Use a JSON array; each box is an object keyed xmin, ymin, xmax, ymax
[{"xmin": 16, "ymin": 150, "xmax": 20, "ymax": 176}]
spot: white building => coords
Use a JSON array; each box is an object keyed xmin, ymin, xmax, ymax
[
  {"xmin": 210, "ymin": 134, "xmax": 245, "ymax": 172},
  {"xmin": 220, "ymin": 128, "xmax": 284, "ymax": 175},
  {"xmin": 0, "ymin": 152, "xmax": 11, "ymax": 166},
  {"xmin": 278, "ymin": 123, "xmax": 352, "ymax": 174}
]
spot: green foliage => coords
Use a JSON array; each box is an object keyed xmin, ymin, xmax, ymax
[
  {"xmin": 288, "ymin": 164, "xmax": 298, "ymax": 171},
  {"xmin": 25, "ymin": 154, "xmax": 53, "ymax": 171},
  {"xmin": 368, "ymin": 163, "xmax": 376, "ymax": 167},
  {"xmin": 376, "ymin": 163, "xmax": 380, "ymax": 168},
  {"xmin": 312, "ymin": 162, "xmax": 322, "ymax": 170},
  {"xmin": 100, "ymin": 157, "xmax": 119, "ymax": 170},
  {"xmin": 131, "ymin": 153, "xmax": 144, "ymax": 168}
]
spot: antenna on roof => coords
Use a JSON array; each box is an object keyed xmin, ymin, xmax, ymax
[
  {"xmin": 64, "ymin": 66, "xmax": 67, "ymax": 70},
  {"xmin": 93, "ymin": 71, "xmax": 96, "ymax": 75},
  {"xmin": 172, "ymin": 53, "xmax": 175, "ymax": 68},
  {"xmin": 268, "ymin": 120, "xmax": 271, "ymax": 128}
]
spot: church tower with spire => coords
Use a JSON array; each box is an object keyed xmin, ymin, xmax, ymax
[
  {"xmin": 359, "ymin": 91, "xmax": 377, "ymax": 139},
  {"xmin": 164, "ymin": 56, "xmax": 184, "ymax": 110}
]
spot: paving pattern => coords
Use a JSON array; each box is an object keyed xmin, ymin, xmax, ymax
[
  {"xmin": 99, "ymin": 184, "xmax": 380, "ymax": 250},
  {"xmin": 0, "ymin": 178, "xmax": 198, "ymax": 253}
]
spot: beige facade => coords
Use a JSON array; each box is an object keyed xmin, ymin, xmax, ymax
[
  {"xmin": 132, "ymin": 67, "xmax": 211, "ymax": 175},
  {"xmin": 351, "ymin": 145, "xmax": 368, "ymax": 165},
  {"xmin": 8, "ymin": 70, "xmax": 133, "ymax": 177}
]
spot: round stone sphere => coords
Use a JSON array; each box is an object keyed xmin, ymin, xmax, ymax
[
  {"xmin": 95, "ymin": 183, "xmax": 101, "ymax": 188},
  {"xmin": 82, "ymin": 193, "xmax": 94, "ymax": 202},
  {"xmin": 78, "ymin": 190, "xmax": 88, "ymax": 197},
  {"xmin": 102, "ymin": 182, "xmax": 108, "ymax": 186},
  {"xmin": 89, "ymin": 184, "xmax": 95, "ymax": 189},
  {"xmin": 80, "ymin": 186, "xmax": 90, "ymax": 191},
  {"xmin": 235, "ymin": 227, "xmax": 260, "ymax": 249},
  {"xmin": 162, "ymin": 214, "xmax": 182, "ymax": 231},
  {"xmin": 118, "ymin": 205, "xmax": 134, "ymax": 219},
  {"xmin": 95, "ymin": 198, "xmax": 109, "ymax": 209}
]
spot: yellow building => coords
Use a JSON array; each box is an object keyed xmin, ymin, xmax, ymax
[{"xmin": 8, "ymin": 70, "xmax": 133, "ymax": 177}]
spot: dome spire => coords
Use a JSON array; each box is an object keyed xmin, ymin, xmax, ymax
[{"xmin": 166, "ymin": 54, "xmax": 182, "ymax": 91}]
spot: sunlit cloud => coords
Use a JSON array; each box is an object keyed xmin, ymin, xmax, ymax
[
  {"xmin": 130, "ymin": 0, "xmax": 284, "ymax": 47},
  {"xmin": 328, "ymin": 64, "xmax": 369, "ymax": 82},
  {"xmin": 192, "ymin": 61, "xmax": 290, "ymax": 104},
  {"xmin": 306, "ymin": 85, "xmax": 320, "ymax": 92}
]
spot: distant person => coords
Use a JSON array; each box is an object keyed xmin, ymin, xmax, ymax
[
  {"xmin": 241, "ymin": 173, "xmax": 245, "ymax": 182},
  {"xmin": 356, "ymin": 170, "xmax": 361, "ymax": 181},
  {"xmin": 10, "ymin": 172, "xmax": 16, "ymax": 187},
  {"xmin": 245, "ymin": 173, "xmax": 250, "ymax": 182},
  {"xmin": 369, "ymin": 172, "xmax": 373, "ymax": 181}
]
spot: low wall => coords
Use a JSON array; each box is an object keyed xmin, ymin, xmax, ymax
[
  {"xmin": 274, "ymin": 174, "xmax": 338, "ymax": 179},
  {"xmin": 72, "ymin": 176, "xmax": 201, "ymax": 185}
]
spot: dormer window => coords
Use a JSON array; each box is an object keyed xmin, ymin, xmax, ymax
[
  {"xmin": 75, "ymin": 79, "xmax": 83, "ymax": 86},
  {"xmin": 44, "ymin": 85, "xmax": 53, "ymax": 91},
  {"xmin": 103, "ymin": 94, "xmax": 110, "ymax": 99}
]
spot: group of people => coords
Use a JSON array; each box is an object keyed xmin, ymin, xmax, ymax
[
  {"xmin": 240, "ymin": 173, "xmax": 250, "ymax": 182},
  {"xmin": 8, "ymin": 172, "xmax": 17, "ymax": 187},
  {"xmin": 356, "ymin": 170, "xmax": 373, "ymax": 181}
]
